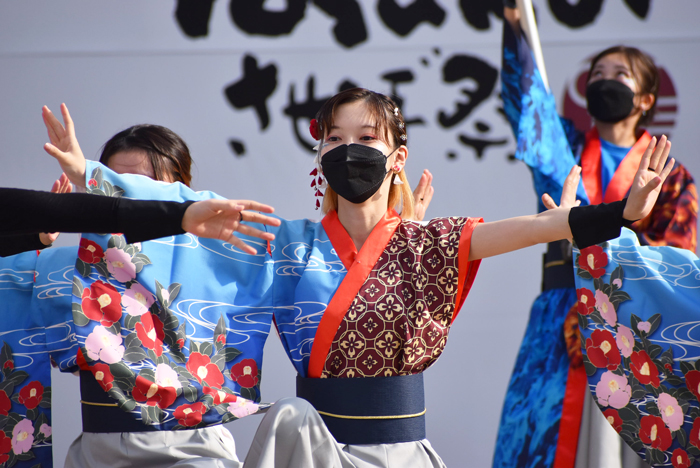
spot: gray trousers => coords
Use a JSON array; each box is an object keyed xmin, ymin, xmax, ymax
[
  {"xmin": 244, "ymin": 397, "xmax": 445, "ymax": 468},
  {"xmin": 65, "ymin": 424, "xmax": 242, "ymax": 468}
]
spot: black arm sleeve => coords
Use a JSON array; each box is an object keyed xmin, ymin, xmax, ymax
[
  {"xmin": 569, "ymin": 198, "xmax": 635, "ymax": 249},
  {"xmin": 1, "ymin": 188, "xmax": 195, "ymax": 255}
]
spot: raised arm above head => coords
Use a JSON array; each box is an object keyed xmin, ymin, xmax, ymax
[
  {"xmin": 468, "ymin": 135, "xmax": 674, "ymax": 261},
  {"xmin": 42, "ymin": 103, "xmax": 87, "ymax": 188}
]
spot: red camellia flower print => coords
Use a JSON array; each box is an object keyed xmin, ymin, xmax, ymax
[
  {"xmin": 216, "ymin": 334, "xmax": 226, "ymax": 345},
  {"xmin": 203, "ymin": 386, "xmax": 237, "ymax": 406},
  {"xmin": 576, "ymin": 288, "xmax": 596, "ymax": 315},
  {"xmin": 585, "ymin": 329, "xmax": 621, "ymax": 371},
  {"xmin": 309, "ymin": 119, "xmax": 319, "ymax": 140},
  {"xmin": 0, "ymin": 432, "xmax": 11, "ymax": 464},
  {"xmin": 82, "ymin": 280, "xmax": 122, "ymax": 327},
  {"xmin": 187, "ymin": 353, "xmax": 224, "ymax": 389},
  {"xmin": 18, "ymin": 381, "xmax": 44, "ymax": 410},
  {"xmin": 639, "ymin": 415, "xmax": 672, "ymax": 451},
  {"xmin": 88, "ymin": 178, "xmax": 98, "ymax": 188},
  {"xmin": 0, "ymin": 390, "xmax": 10, "ymax": 416},
  {"xmin": 687, "ymin": 370, "xmax": 700, "ymax": 400},
  {"xmin": 78, "ymin": 238, "xmax": 105, "ymax": 264},
  {"xmin": 630, "ymin": 350, "xmax": 660, "ymax": 387},
  {"xmin": 230, "ymin": 359, "xmax": 259, "ymax": 388},
  {"xmin": 135, "ymin": 313, "xmax": 165, "ymax": 357},
  {"xmin": 132, "ymin": 375, "xmax": 177, "ymax": 409},
  {"xmin": 602, "ymin": 409, "xmax": 623, "ymax": 433},
  {"xmin": 174, "ymin": 402, "xmax": 207, "ymax": 427},
  {"xmin": 691, "ymin": 418, "xmax": 700, "ymax": 449},
  {"xmin": 578, "ymin": 245, "xmax": 608, "ymax": 279},
  {"xmin": 672, "ymin": 448, "xmax": 691, "ymax": 468},
  {"xmin": 90, "ymin": 363, "xmax": 115, "ymax": 392},
  {"xmin": 3, "ymin": 361, "xmax": 13, "ymax": 370}
]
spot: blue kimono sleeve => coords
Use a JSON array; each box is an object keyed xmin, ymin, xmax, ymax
[
  {"xmin": 0, "ymin": 252, "xmax": 54, "ymax": 467},
  {"xmin": 31, "ymin": 247, "xmax": 81, "ymax": 372},
  {"xmin": 265, "ymin": 219, "xmax": 346, "ymax": 377},
  {"xmin": 573, "ymin": 230, "xmax": 700, "ymax": 465},
  {"xmin": 69, "ymin": 162, "xmax": 275, "ymax": 428},
  {"xmin": 501, "ymin": 20, "xmax": 588, "ymax": 211}
]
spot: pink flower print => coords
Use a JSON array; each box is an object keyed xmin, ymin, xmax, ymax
[
  {"xmin": 105, "ymin": 247, "xmax": 136, "ymax": 283},
  {"xmin": 613, "ymin": 278, "xmax": 622, "ymax": 288},
  {"xmin": 615, "ymin": 325, "xmax": 634, "ymax": 358},
  {"xmin": 155, "ymin": 363, "xmax": 182, "ymax": 390},
  {"xmin": 85, "ymin": 326, "xmax": 125, "ymax": 364},
  {"xmin": 658, "ymin": 393, "xmax": 684, "ymax": 431},
  {"xmin": 595, "ymin": 290, "xmax": 617, "ymax": 327},
  {"xmin": 595, "ymin": 371, "xmax": 632, "ymax": 409},
  {"xmin": 122, "ymin": 283, "xmax": 154, "ymax": 317},
  {"xmin": 39, "ymin": 424, "xmax": 51, "ymax": 437},
  {"xmin": 11, "ymin": 419, "xmax": 34, "ymax": 454},
  {"xmin": 638, "ymin": 321, "xmax": 652, "ymax": 334},
  {"xmin": 227, "ymin": 398, "xmax": 259, "ymax": 418}
]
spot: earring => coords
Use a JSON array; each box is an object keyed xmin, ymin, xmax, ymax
[{"xmin": 392, "ymin": 165, "xmax": 404, "ymax": 185}]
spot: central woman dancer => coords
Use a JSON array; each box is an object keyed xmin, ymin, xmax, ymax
[{"xmin": 46, "ymin": 88, "xmax": 671, "ymax": 468}]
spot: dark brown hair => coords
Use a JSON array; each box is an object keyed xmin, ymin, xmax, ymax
[
  {"xmin": 99, "ymin": 124, "xmax": 193, "ymax": 187},
  {"xmin": 587, "ymin": 46, "xmax": 659, "ymax": 127},
  {"xmin": 315, "ymin": 88, "xmax": 413, "ymax": 218}
]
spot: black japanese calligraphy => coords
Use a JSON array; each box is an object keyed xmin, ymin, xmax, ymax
[
  {"xmin": 175, "ymin": 0, "xmax": 216, "ymax": 38},
  {"xmin": 377, "ymin": 0, "xmax": 446, "ymax": 37},
  {"xmin": 312, "ymin": 0, "xmax": 367, "ymax": 48},
  {"xmin": 458, "ymin": 0, "xmax": 504, "ymax": 31},
  {"xmin": 224, "ymin": 55, "xmax": 278, "ymax": 130},
  {"xmin": 230, "ymin": 0, "xmax": 307, "ymax": 36},
  {"xmin": 381, "ymin": 70, "xmax": 425, "ymax": 126},
  {"xmin": 438, "ymin": 54, "xmax": 498, "ymax": 128},
  {"xmin": 623, "ymin": 0, "xmax": 651, "ymax": 18}
]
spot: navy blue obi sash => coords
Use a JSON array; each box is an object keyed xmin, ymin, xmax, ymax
[
  {"xmin": 542, "ymin": 240, "xmax": 575, "ymax": 291},
  {"xmin": 80, "ymin": 371, "xmax": 205, "ymax": 433},
  {"xmin": 296, "ymin": 373, "xmax": 426, "ymax": 445}
]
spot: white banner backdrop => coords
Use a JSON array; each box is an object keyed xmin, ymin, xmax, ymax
[{"xmin": 1, "ymin": 1, "xmax": 699, "ymax": 466}]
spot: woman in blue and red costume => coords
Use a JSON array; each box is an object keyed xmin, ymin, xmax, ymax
[
  {"xmin": 494, "ymin": 5, "xmax": 698, "ymax": 468},
  {"xmin": 46, "ymin": 89, "xmax": 672, "ymax": 468},
  {"xmin": 2, "ymin": 107, "xmax": 281, "ymax": 468}
]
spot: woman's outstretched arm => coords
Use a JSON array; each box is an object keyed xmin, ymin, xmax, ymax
[
  {"xmin": 1, "ymin": 189, "xmax": 280, "ymax": 256},
  {"xmin": 469, "ymin": 136, "xmax": 674, "ymax": 261}
]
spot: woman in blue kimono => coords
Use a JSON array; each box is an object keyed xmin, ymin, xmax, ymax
[
  {"xmin": 494, "ymin": 5, "xmax": 697, "ymax": 468},
  {"xmin": 43, "ymin": 87, "xmax": 674, "ymax": 468},
  {"xmin": 0, "ymin": 108, "xmax": 281, "ymax": 468}
]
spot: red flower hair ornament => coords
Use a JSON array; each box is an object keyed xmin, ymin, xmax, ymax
[{"xmin": 309, "ymin": 118, "xmax": 326, "ymax": 210}]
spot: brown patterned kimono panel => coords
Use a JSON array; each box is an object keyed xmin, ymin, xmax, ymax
[{"xmin": 322, "ymin": 218, "xmax": 469, "ymax": 378}]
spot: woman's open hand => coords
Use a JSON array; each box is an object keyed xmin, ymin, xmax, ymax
[
  {"xmin": 182, "ymin": 199, "xmax": 281, "ymax": 254},
  {"xmin": 42, "ymin": 104, "xmax": 87, "ymax": 188},
  {"xmin": 623, "ymin": 135, "xmax": 674, "ymax": 222}
]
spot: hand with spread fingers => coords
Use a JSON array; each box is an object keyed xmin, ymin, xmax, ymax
[
  {"xmin": 411, "ymin": 169, "xmax": 434, "ymax": 222},
  {"xmin": 182, "ymin": 199, "xmax": 281, "ymax": 254},
  {"xmin": 623, "ymin": 135, "xmax": 674, "ymax": 222},
  {"xmin": 42, "ymin": 103, "xmax": 87, "ymax": 188}
]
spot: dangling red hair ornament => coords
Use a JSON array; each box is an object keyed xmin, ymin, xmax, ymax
[{"xmin": 308, "ymin": 119, "xmax": 326, "ymax": 210}]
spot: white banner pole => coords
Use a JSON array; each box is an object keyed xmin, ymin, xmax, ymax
[{"xmin": 516, "ymin": 0, "xmax": 550, "ymax": 92}]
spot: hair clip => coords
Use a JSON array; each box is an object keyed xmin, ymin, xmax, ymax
[
  {"xmin": 400, "ymin": 134, "xmax": 407, "ymax": 141},
  {"xmin": 398, "ymin": 122, "xmax": 405, "ymax": 130},
  {"xmin": 393, "ymin": 107, "xmax": 399, "ymax": 117},
  {"xmin": 309, "ymin": 119, "xmax": 320, "ymax": 140}
]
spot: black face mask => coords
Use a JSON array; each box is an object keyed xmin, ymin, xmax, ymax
[
  {"xmin": 586, "ymin": 79, "xmax": 636, "ymax": 123},
  {"xmin": 321, "ymin": 144, "xmax": 391, "ymax": 204}
]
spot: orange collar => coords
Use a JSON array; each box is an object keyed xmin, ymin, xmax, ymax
[{"xmin": 580, "ymin": 128, "xmax": 651, "ymax": 204}]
